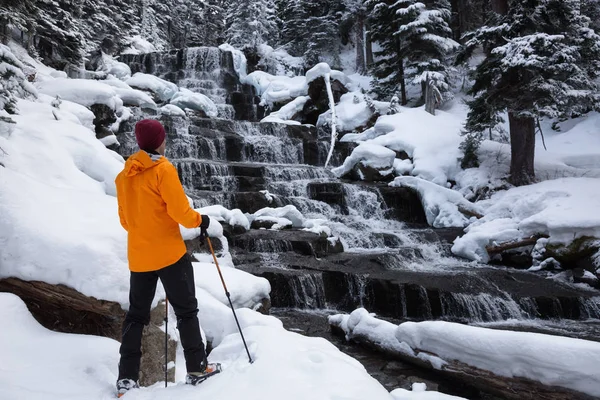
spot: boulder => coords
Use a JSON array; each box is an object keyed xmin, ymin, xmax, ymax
[{"xmin": 139, "ymin": 300, "xmax": 177, "ymax": 386}]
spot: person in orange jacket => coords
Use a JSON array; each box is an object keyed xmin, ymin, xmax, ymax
[{"xmin": 114, "ymin": 119, "xmax": 218, "ymax": 397}]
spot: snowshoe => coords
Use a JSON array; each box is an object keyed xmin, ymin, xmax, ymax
[
  {"xmin": 116, "ymin": 378, "xmax": 139, "ymax": 398},
  {"xmin": 185, "ymin": 363, "xmax": 222, "ymax": 386}
]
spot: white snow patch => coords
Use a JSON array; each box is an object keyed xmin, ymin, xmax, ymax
[
  {"xmin": 246, "ymin": 71, "xmax": 308, "ymax": 107},
  {"xmin": 261, "ymin": 96, "xmax": 308, "ymax": 125}
]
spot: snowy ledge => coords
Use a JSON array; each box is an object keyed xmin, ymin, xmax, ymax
[{"xmin": 329, "ymin": 308, "xmax": 600, "ymax": 399}]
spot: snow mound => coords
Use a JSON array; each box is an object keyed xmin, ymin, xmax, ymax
[
  {"xmin": 126, "ymin": 73, "xmax": 179, "ymax": 102},
  {"xmin": 390, "ymin": 176, "xmax": 483, "ymax": 228},
  {"xmin": 99, "ymin": 54, "xmax": 132, "ymax": 79},
  {"xmin": 197, "ymin": 205, "xmax": 251, "ymax": 231},
  {"xmin": 122, "ymin": 35, "xmax": 158, "ymax": 55},
  {"xmin": 36, "ymin": 78, "xmax": 123, "ymax": 111},
  {"xmin": 452, "ymin": 177, "xmax": 600, "ymax": 262},
  {"xmin": 170, "ymin": 88, "xmax": 218, "ymax": 118},
  {"xmin": 367, "ymin": 104, "xmax": 465, "ymax": 185},
  {"xmin": 332, "ymin": 143, "xmax": 396, "ymax": 179}
]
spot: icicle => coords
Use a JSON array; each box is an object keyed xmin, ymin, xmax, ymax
[{"xmin": 324, "ymin": 72, "xmax": 338, "ymax": 168}]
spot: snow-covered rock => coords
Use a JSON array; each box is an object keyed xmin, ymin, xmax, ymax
[
  {"xmin": 390, "ymin": 176, "xmax": 483, "ymax": 228},
  {"xmin": 160, "ymin": 104, "xmax": 187, "ymax": 117},
  {"xmin": 170, "ymin": 88, "xmax": 218, "ymax": 118},
  {"xmin": 36, "ymin": 78, "xmax": 123, "ymax": 111},
  {"xmin": 261, "ymin": 96, "xmax": 308, "ymax": 125},
  {"xmin": 332, "ymin": 143, "xmax": 396, "ymax": 181},
  {"xmin": 246, "ymin": 71, "xmax": 308, "ymax": 108},
  {"xmin": 122, "ymin": 35, "xmax": 158, "ymax": 55},
  {"xmin": 126, "ymin": 73, "xmax": 179, "ymax": 102}
]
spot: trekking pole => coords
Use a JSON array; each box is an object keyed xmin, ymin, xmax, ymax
[
  {"xmin": 206, "ymin": 237, "xmax": 254, "ymax": 364},
  {"xmin": 164, "ymin": 297, "xmax": 168, "ymax": 388}
]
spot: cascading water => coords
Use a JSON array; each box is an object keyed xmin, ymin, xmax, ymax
[{"xmin": 118, "ymin": 47, "xmax": 600, "ymax": 329}]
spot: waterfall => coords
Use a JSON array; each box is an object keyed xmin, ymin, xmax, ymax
[
  {"xmin": 579, "ymin": 297, "xmax": 600, "ymax": 319},
  {"xmin": 440, "ymin": 293, "xmax": 529, "ymax": 322},
  {"xmin": 290, "ymin": 274, "xmax": 328, "ymax": 309}
]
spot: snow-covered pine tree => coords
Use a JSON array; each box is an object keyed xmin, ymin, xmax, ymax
[
  {"xmin": 582, "ymin": 0, "xmax": 600, "ymax": 32},
  {"xmin": 461, "ymin": 0, "xmax": 600, "ymax": 186},
  {"xmin": 367, "ymin": 0, "xmax": 406, "ymax": 101},
  {"xmin": 396, "ymin": 0, "xmax": 458, "ymax": 107},
  {"xmin": 279, "ymin": 0, "xmax": 309, "ymax": 56},
  {"xmin": 0, "ymin": 44, "xmax": 35, "ymax": 124},
  {"xmin": 226, "ymin": 0, "xmax": 280, "ymax": 50}
]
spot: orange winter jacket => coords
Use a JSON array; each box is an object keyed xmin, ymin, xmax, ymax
[{"xmin": 115, "ymin": 150, "xmax": 202, "ymax": 272}]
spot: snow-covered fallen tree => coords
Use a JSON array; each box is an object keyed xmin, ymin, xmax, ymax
[
  {"xmin": 451, "ymin": 178, "xmax": 600, "ymax": 264},
  {"xmin": 330, "ymin": 308, "xmax": 600, "ymax": 399}
]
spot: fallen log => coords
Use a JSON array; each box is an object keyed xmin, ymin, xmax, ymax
[
  {"xmin": 330, "ymin": 323, "xmax": 595, "ymax": 400},
  {"xmin": 0, "ymin": 277, "xmax": 123, "ymax": 340},
  {"xmin": 486, "ymin": 235, "xmax": 549, "ymax": 255},
  {"xmin": 457, "ymin": 205, "xmax": 484, "ymax": 220}
]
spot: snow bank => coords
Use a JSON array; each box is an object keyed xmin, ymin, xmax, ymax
[
  {"xmin": 452, "ymin": 177, "xmax": 600, "ymax": 262},
  {"xmin": 0, "ymin": 293, "xmax": 121, "ymax": 400},
  {"xmin": 332, "ymin": 308, "xmax": 600, "ymax": 398},
  {"xmin": 36, "ymin": 78, "xmax": 123, "ymax": 111},
  {"xmin": 0, "ymin": 293, "xmax": 394, "ymax": 400},
  {"xmin": 390, "ymin": 177, "xmax": 483, "ymax": 228},
  {"xmin": 170, "ymin": 88, "xmax": 218, "ymax": 118},
  {"xmin": 126, "ymin": 73, "xmax": 179, "ymax": 102},
  {"xmin": 305, "ymin": 62, "xmax": 348, "ymax": 86},
  {"xmin": 332, "ymin": 143, "xmax": 396, "ymax": 179}
]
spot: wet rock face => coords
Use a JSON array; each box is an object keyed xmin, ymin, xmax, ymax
[
  {"xmin": 120, "ymin": 47, "xmax": 259, "ymax": 121},
  {"xmin": 300, "ymin": 77, "xmax": 349, "ymax": 125}
]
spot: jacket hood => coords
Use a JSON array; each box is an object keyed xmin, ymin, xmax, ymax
[{"xmin": 124, "ymin": 150, "xmax": 166, "ymax": 177}]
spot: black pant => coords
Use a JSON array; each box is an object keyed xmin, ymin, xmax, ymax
[{"xmin": 118, "ymin": 253, "xmax": 206, "ymax": 381}]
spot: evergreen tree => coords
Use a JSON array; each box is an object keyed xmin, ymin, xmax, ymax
[
  {"xmin": 0, "ymin": 44, "xmax": 35, "ymax": 123},
  {"xmin": 367, "ymin": 0, "xmax": 405, "ymax": 101},
  {"xmin": 396, "ymin": 0, "xmax": 458, "ymax": 103},
  {"xmin": 226, "ymin": 0, "xmax": 280, "ymax": 50},
  {"xmin": 461, "ymin": 0, "xmax": 600, "ymax": 185}
]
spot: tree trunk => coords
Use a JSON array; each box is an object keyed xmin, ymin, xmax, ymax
[
  {"xmin": 399, "ymin": 60, "xmax": 407, "ymax": 105},
  {"xmin": 355, "ymin": 16, "xmax": 366, "ymax": 74},
  {"xmin": 449, "ymin": 0, "xmax": 462, "ymax": 40},
  {"xmin": 492, "ymin": 0, "xmax": 509, "ymax": 15},
  {"xmin": 365, "ymin": 22, "xmax": 374, "ymax": 68},
  {"xmin": 508, "ymin": 112, "xmax": 536, "ymax": 186}
]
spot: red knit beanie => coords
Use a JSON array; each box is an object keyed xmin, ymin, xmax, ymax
[{"xmin": 135, "ymin": 119, "xmax": 166, "ymax": 152}]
